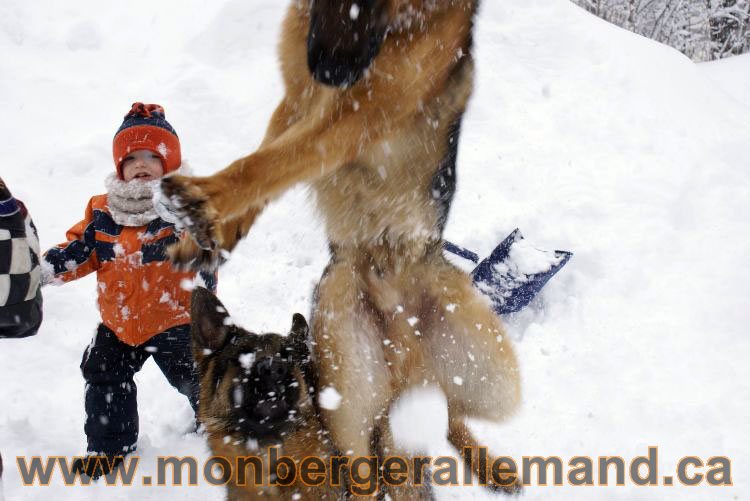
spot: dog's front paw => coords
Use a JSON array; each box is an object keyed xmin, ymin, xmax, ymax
[
  {"xmin": 168, "ymin": 236, "xmax": 226, "ymax": 271},
  {"xmin": 159, "ymin": 175, "xmax": 219, "ymax": 251}
]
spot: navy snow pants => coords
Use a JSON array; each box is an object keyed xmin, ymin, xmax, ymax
[{"xmin": 80, "ymin": 323, "xmax": 198, "ymax": 455}]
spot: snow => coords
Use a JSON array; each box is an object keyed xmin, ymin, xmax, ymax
[
  {"xmin": 505, "ymin": 239, "xmax": 565, "ymax": 275},
  {"xmin": 699, "ymin": 53, "xmax": 750, "ymax": 108},
  {"xmin": 349, "ymin": 4, "xmax": 361, "ymax": 21},
  {"xmin": 1, "ymin": 0, "xmax": 749, "ymax": 499},
  {"xmin": 238, "ymin": 353, "xmax": 255, "ymax": 371},
  {"xmin": 390, "ymin": 386, "xmax": 448, "ymax": 454},
  {"xmin": 318, "ymin": 387, "xmax": 343, "ymax": 411}
]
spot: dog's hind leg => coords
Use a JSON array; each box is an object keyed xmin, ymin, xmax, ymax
[
  {"xmin": 419, "ymin": 262, "xmax": 523, "ymax": 493},
  {"xmin": 312, "ymin": 259, "xmax": 393, "ymax": 499},
  {"xmin": 365, "ymin": 260, "xmax": 521, "ymax": 426},
  {"xmin": 372, "ymin": 412, "xmax": 434, "ymax": 501},
  {"xmin": 447, "ymin": 413, "xmax": 522, "ymax": 494},
  {"xmin": 364, "ymin": 261, "xmax": 522, "ymax": 494}
]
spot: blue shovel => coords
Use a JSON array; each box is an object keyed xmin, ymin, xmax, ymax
[{"xmin": 444, "ymin": 229, "xmax": 572, "ymax": 315}]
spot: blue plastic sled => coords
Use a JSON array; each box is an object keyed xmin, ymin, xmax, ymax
[{"xmin": 444, "ymin": 229, "xmax": 572, "ymax": 315}]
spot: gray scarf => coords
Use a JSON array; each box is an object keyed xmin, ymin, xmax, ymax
[{"xmin": 106, "ymin": 164, "xmax": 190, "ymax": 227}]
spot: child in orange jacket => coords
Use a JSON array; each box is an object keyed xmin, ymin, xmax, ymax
[{"xmin": 42, "ymin": 103, "xmax": 216, "ymax": 477}]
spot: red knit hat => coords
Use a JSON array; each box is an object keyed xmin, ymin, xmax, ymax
[{"xmin": 113, "ymin": 102, "xmax": 182, "ymax": 179}]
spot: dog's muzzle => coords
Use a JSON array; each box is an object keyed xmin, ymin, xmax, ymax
[
  {"xmin": 233, "ymin": 357, "xmax": 301, "ymax": 437},
  {"xmin": 307, "ymin": 0, "xmax": 386, "ymax": 87}
]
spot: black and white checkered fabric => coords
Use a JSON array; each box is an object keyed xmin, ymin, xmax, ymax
[
  {"xmin": 1, "ymin": 176, "xmax": 43, "ymax": 338},
  {"xmin": 0, "ymin": 218, "xmax": 41, "ymax": 307}
]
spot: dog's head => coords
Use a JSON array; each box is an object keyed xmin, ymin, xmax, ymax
[
  {"xmin": 306, "ymin": 0, "xmax": 391, "ymax": 87},
  {"xmin": 190, "ymin": 287, "xmax": 311, "ymax": 442},
  {"xmin": 306, "ymin": 1, "xmax": 473, "ymax": 87}
]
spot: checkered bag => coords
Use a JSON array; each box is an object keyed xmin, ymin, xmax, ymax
[{"xmin": 0, "ymin": 177, "xmax": 42, "ymax": 338}]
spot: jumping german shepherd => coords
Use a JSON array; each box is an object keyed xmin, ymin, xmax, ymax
[
  {"xmin": 164, "ymin": 0, "xmax": 521, "ymax": 496},
  {"xmin": 190, "ymin": 287, "xmax": 343, "ymax": 500}
]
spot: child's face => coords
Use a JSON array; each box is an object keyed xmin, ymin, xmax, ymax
[{"xmin": 121, "ymin": 150, "xmax": 164, "ymax": 182}]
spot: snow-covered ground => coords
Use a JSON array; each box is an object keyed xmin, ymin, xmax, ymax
[
  {"xmin": 700, "ymin": 52, "xmax": 750, "ymax": 108},
  {"xmin": 1, "ymin": 0, "xmax": 749, "ymax": 499}
]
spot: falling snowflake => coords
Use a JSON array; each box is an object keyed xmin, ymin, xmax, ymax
[
  {"xmin": 239, "ymin": 353, "xmax": 256, "ymax": 370},
  {"xmin": 319, "ymin": 387, "xmax": 343, "ymax": 410},
  {"xmin": 349, "ymin": 3, "xmax": 360, "ymax": 20}
]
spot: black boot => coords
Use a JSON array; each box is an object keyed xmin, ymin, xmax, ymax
[{"xmin": 70, "ymin": 455, "xmax": 125, "ymax": 480}]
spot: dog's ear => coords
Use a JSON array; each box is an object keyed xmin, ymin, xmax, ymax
[
  {"xmin": 191, "ymin": 287, "xmax": 231, "ymax": 355},
  {"xmin": 289, "ymin": 313, "xmax": 309, "ymax": 344},
  {"xmin": 288, "ymin": 313, "xmax": 310, "ymax": 361}
]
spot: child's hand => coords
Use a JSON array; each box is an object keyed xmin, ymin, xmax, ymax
[{"xmin": 39, "ymin": 261, "xmax": 59, "ymax": 286}]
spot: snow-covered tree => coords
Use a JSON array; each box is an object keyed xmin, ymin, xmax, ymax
[
  {"xmin": 571, "ymin": 0, "xmax": 749, "ymax": 61},
  {"xmin": 708, "ymin": 0, "xmax": 750, "ymax": 58}
]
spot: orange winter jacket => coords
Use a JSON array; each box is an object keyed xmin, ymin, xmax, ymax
[{"xmin": 44, "ymin": 194, "xmax": 216, "ymax": 346}]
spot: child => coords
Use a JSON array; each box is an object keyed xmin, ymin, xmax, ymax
[{"xmin": 42, "ymin": 103, "xmax": 216, "ymax": 478}]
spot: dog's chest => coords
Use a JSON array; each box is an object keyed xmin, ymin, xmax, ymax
[{"xmin": 311, "ymin": 117, "xmax": 456, "ymax": 245}]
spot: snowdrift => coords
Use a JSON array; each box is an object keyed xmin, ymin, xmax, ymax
[{"xmin": 0, "ymin": 0, "xmax": 748, "ymax": 499}]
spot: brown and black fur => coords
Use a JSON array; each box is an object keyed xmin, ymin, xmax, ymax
[
  {"xmin": 190, "ymin": 287, "xmax": 343, "ymax": 500},
  {"xmin": 166, "ymin": 1, "xmax": 521, "ymax": 497}
]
